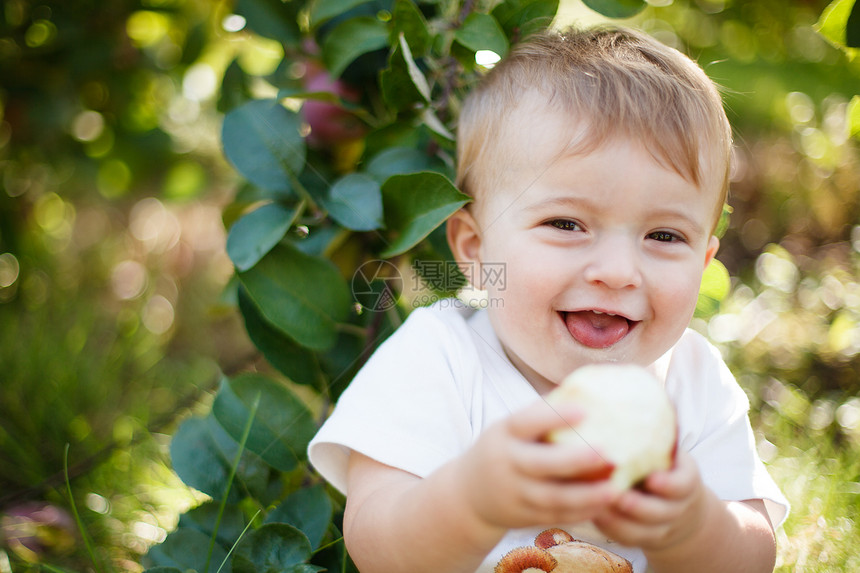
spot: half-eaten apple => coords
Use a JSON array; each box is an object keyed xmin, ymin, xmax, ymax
[{"xmin": 545, "ymin": 364, "xmax": 677, "ymax": 490}]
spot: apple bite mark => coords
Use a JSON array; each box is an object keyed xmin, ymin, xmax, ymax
[
  {"xmin": 561, "ymin": 311, "xmax": 637, "ymax": 349},
  {"xmin": 566, "ymin": 461, "xmax": 615, "ymax": 483}
]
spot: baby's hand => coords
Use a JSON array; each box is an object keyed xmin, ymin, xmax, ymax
[
  {"xmin": 592, "ymin": 449, "xmax": 708, "ymax": 551},
  {"xmin": 454, "ymin": 399, "xmax": 619, "ymax": 532}
]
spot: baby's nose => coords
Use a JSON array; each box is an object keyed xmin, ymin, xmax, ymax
[{"xmin": 582, "ymin": 236, "xmax": 642, "ymax": 289}]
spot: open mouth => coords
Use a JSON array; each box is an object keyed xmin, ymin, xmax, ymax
[{"xmin": 560, "ymin": 310, "xmax": 638, "ymax": 349}]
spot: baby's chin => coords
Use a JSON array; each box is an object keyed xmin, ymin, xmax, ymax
[{"xmin": 546, "ymin": 351, "xmax": 654, "ymax": 386}]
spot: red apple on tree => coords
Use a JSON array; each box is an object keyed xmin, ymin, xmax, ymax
[{"xmin": 301, "ymin": 62, "xmax": 367, "ymax": 147}]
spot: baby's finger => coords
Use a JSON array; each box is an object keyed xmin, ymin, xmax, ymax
[
  {"xmin": 611, "ymin": 489, "xmax": 680, "ymax": 524},
  {"xmin": 520, "ymin": 479, "xmax": 618, "ymax": 523},
  {"xmin": 506, "ymin": 399, "xmax": 585, "ymax": 442},
  {"xmin": 594, "ymin": 507, "xmax": 672, "ymax": 548},
  {"xmin": 641, "ymin": 450, "xmax": 699, "ymax": 498},
  {"xmin": 512, "ymin": 440, "xmax": 613, "ymax": 481}
]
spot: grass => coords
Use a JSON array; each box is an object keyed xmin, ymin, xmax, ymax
[
  {"xmin": 0, "ymin": 195, "xmax": 252, "ymax": 571},
  {"xmin": 766, "ymin": 421, "xmax": 860, "ymax": 571}
]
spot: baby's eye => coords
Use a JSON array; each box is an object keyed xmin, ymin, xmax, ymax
[
  {"xmin": 547, "ymin": 219, "xmax": 582, "ymax": 232},
  {"xmin": 648, "ymin": 230, "xmax": 683, "ymax": 243}
]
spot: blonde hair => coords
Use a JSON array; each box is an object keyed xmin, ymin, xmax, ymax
[{"xmin": 456, "ymin": 26, "xmax": 732, "ymax": 228}]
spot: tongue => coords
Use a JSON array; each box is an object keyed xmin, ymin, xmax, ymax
[{"xmin": 565, "ymin": 311, "xmax": 630, "ymax": 348}]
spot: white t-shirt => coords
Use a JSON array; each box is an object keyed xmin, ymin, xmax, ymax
[{"xmin": 308, "ymin": 300, "xmax": 789, "ymax": 573}]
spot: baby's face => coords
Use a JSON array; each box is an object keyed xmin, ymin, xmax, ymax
[{"xmin": 459, "ymin": 109, "xmax": 721, "ymax": 394}]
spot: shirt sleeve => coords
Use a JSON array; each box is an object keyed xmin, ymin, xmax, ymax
[
  {"xmin": 667, "ymin": 331, "xmax": 790, "ymax": 528},
  {"xmin": 307, "ymin": 306, "xmax": 478, "ymax": 494}
]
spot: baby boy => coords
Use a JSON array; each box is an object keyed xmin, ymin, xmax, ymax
[{"xmin": 309, "ymin": 25, "xmax": 788, "ymax": 573}]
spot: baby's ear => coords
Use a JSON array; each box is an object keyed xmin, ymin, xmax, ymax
[
  {"xmin": 704, "ymin": 235, "xmax": 720, "ymax": 269},
  {"xmin": 446, "ymin": 208, "xmax": 483, "ymax": 267}
]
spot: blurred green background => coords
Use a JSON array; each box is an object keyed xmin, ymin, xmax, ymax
[{"xmin": 1, "ymin": 0, "xmax": 859, "ymax": 571}]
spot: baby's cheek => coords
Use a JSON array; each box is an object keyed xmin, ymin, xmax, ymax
[
  {"xmin": 650, "ymin": 279, "xmax": 701, "ymax": 345},
  {"xmin": 488, "ymin": 289, "xmax": 553, "ymax": 354}
]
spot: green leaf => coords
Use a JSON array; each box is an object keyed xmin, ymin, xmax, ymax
[
  {"xmin": 700, "ymin": 259, "xmax": 731, "ymax": 301},
  {"xmin": 492, "ymin": 0, "xmax": 559, "ymax": 39},
  {"xmin": 582, "ymin": 0, "xmax": 647, "ymax": 19},
  {"xmin": 366, "ymin": 147, "xmax": 445, "ymax": 181},
  {"xmin": 169, "ymin": 414, "xmax": 270, "ymax": 502},
  {"xmin": 169, "ymin": 416, "xmax": 233, "ymax": 500},
  {"xmin": 420, "ymin": 108, "xmax": 455, "ymax": 141},
  {"xmin": 231, "ymin": 523, "xmax": 313, "ymax": 573},
  {"xmin": 238, "ymin": 242, "xmax": 352, "ymax": 350},
  {"xmin": 237, "ymin": 288, "xmax": 322, "ymax": 388},
  {"xmin": 292, "ymin": 226, "xmax": 343, "ymax": 257},
  {"xmin": 320, "ymin": 329, "xmax": 368, "ymax": 400},
  {"xmin": 142, "ymin": 568, "xmax": 185, "ymax": 573},
  {"xmin": 381, "ymin": 172, "xmax": 471, "ymax": 257},
  {"xmin": 218, "ymin": 59, "xmax": 253, "ymax": 114},
  {"xmin": 398, "ymin": 33, "xmax": 430, "ymax": 100},
  {"xmin": 266, "ymin": 484, "xmax": 333, "ymax": 549},
  {"xmin": 695, "ymin": 258, "xmax": 731, "ymax": 318},
  {"xmin": 180, "ymin": 501, "xmax": 246, "ymax": 547},
  {"xmin": 227, "ymin": 203, "xmax": 297, "ymax": 271},
  {"xmin": 212, "ymin": 374, "xmax": 317, "ymax": 473},
  {"xmin": 310, "ymin": 0, "xmax": 374, "ymax": 29},
  {"xmin": 848, "ymin": 95, "xmax": 860, "ymax": 138},
  {"xmin": 816, "ymin": 0, "xmax": 860, "ymax": 51},
  {"xmin": 714, "ymin": 203, "xmax": 732, "ymax": 239},
  {"xmin": 236, "ymin": 0, "xmax": 301, "ymax": 44},
  {"xmin": 390, "ymin": 0, "xmax": 431, "ymax": 56},
  {"xmin": 145, "ymin": 527, "xmax": 228, "ymax": 573},
  {"xmin": 222, "ymin": 99, "xmax": 306, "ymax": 193},
  {"xmin": 454, "ymin": 13, "xmax": 509, "ymax": 57},
  {"xmin": 322, "ymin": 16, "xmax": 390, "ymax": 78},
  {"xmin": 381, "ymin": 36, "xmax": 431, "ymax": 111},
  {"xmin": 298, "ymin": 159, "xmax": 337, "ymax": 208},
  {"xmin": 322, "ymin": 16, "xmax": 388, "ymax": 78},
  {"xmin": 324, "ymin": 173, "xmax": 384, "ymax": 231},
  {"xmin": 206, "ymin": 415, "xmax": 271, "ymax": 500}
]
